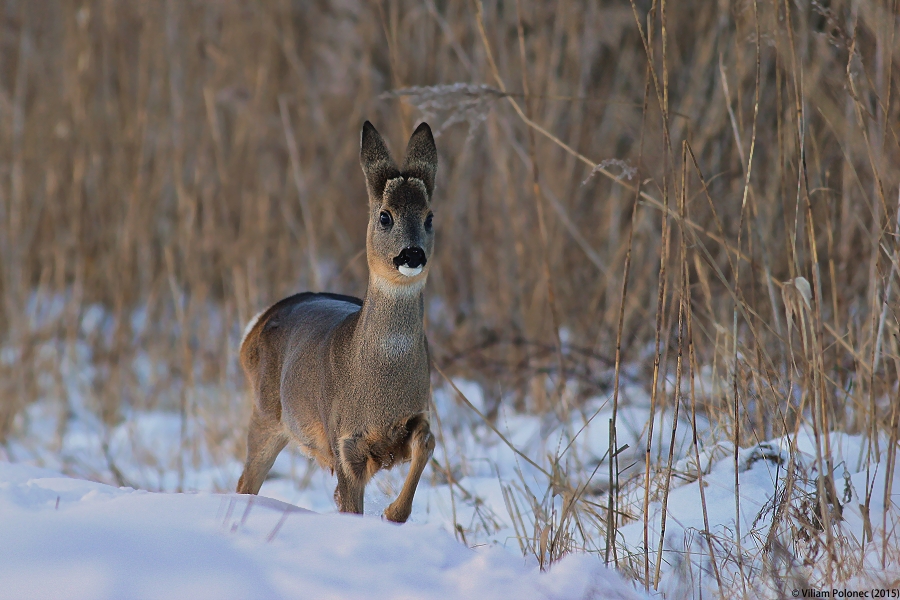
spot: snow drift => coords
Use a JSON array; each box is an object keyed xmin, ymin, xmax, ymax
[{"xmin": 0, "ymin": 461, "xmax": 646, "ymax": 600}]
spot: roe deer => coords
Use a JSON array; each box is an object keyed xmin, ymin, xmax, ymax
[{"xmin": 236, "ymin": 121, "xmax": 437, "ymax": 523}]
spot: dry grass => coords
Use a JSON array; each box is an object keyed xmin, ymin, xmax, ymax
[{"xmin": 0, "ymin": 0, "xmax": 898, "ymax": 596}]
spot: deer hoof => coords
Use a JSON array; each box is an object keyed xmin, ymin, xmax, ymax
[{"xmin": 383, "ymin": 503, "xmax": 411, "ymax": 523}]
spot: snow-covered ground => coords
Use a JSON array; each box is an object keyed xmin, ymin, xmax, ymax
[
  {"xmin": 6, "ymin": 382, "xmax": 899, "ymax": 598},
  {"xmin": 3, "ymin": 295, "xmax": 899, "ymax": 598},
  {"xmin": 4, "ymin": 376, "xmax": 687, "ymax": 552},
  {"xmin": 618, "ymin": 431, "xmax": 900, "ymax": 596},
  {"xmin": 0, "ymin": 461, "xmax": 647, "ymax": 600}
]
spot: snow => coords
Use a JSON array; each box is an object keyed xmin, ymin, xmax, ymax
[
  {"xmin": 3, "ymin": 293, "xmax": 899, "ymax": 597},
  {"xmin": 617, "ymin": 430, "xmax": 900, "ymax": 597},
  {"xmin": 0, "ymin": 461, "xmax": 646, "ymax": 600}
]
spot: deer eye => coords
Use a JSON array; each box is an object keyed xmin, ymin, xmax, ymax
[
  {"xmin": 379, "ymin": 211, "xmax": 393, "ymax": 227},
  {"xmin": 424, "ymin": 213, "xmax": 433, "ymax": 231}
]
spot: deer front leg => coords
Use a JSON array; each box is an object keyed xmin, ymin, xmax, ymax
[
  {"xmin": 335, "ymin": 434, "xmax": 369, "ymax": 514},
  {"xmin": 384, "ymin": 417, "xmax": 435, "ymax": 523},
  {"xmin": 334, "ymin": 471, "xmax": 365, "ymax": 514}
]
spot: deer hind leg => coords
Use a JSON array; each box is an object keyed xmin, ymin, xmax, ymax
[
  {"xmin": 236, "ymin": 407, "xmax": 289, "ymax": 495},
  {"xmin": 384, "ymin": 415, "xmax": 435, "ymax": 523}
]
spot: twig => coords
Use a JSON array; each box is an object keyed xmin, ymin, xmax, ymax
[
  {"xmin": 433, "ymin": 361, "xmax": 550, "ymax": 479},
  {"xmin": 278, "ymin": 96, "xmax": 322, "ymax": 291}
]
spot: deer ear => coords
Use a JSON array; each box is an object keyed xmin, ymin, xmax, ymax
[
  {"xmin": 401, "ymin": 122, "xmax": 437, "ymax": 197},
  {"xmin": 360, "ymin": 121, "xmax": 400, "ymax": 201}
]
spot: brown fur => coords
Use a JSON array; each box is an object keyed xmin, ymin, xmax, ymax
[{"xmin": 236, "ymin": 122, "xmax": 438, "ymax": 523}]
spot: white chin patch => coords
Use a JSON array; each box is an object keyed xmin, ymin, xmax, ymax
[{"xmin": 398, "ymin": 265, "xmax": 423, "ymax": 277}]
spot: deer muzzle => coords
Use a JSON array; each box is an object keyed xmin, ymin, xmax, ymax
[{"xmin": 394, "ymin": 247, "xmax": 426, "ymax": 277}]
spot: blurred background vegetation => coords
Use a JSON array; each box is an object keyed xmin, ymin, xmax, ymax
[{"xmin": 0, "ymin": 0, "xmax": 897, "ymax": 472}]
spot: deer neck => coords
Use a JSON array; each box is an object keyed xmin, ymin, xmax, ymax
[{"xmin": 354, "ymin": 276, "xmax": 426, "ymax": 358}]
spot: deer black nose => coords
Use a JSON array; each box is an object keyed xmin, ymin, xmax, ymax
[{"xmin": 394, "ymin": 247, "xmax": 426, "ymax": 269}]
